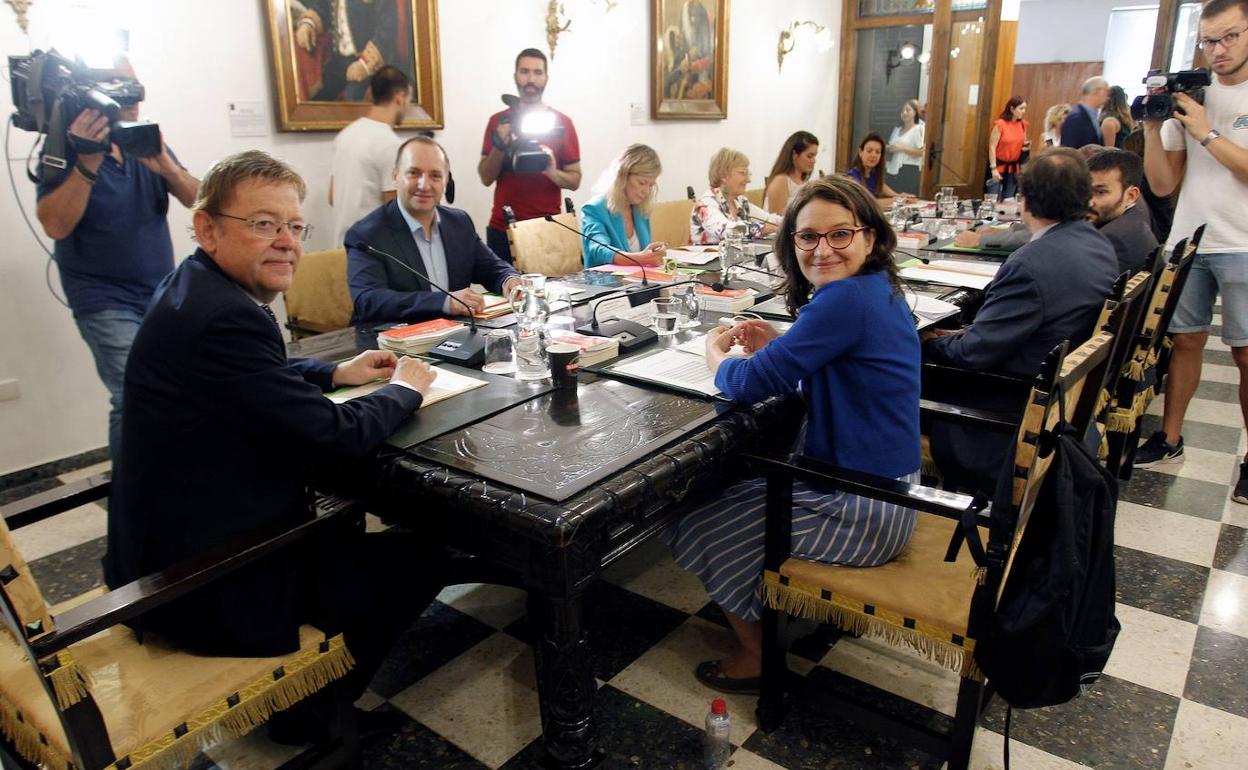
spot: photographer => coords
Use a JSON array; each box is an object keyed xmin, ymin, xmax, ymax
[
  {"xmin": 35, "ymin": 64, "xmax": 198, "ymax": 462},
  {"xmin": 1137, "ymin": 0, "xmax": 1248, "ymax": 504},
  {"xmin": 477, "ymin": 48, "xmax": 581, "ymax": 263}
]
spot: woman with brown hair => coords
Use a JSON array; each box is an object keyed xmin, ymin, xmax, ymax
[
  {"xmin": 763, "ymin": 131, "xmax": 819, "ymax": 214},
  {"xmin": 1099, "ymin": 85, "xmax": 1136, "ymax": 148},
  {"xmin": 988, "ymin": 95, "xmax": 1029, "ymax": 197},
  {"xmin": 667, "ymin": 176, "xmax": 921, "ymax": 693},
  {"xmin": 844, "ymin": 132, "xmax": 905, "ymax": 199}
]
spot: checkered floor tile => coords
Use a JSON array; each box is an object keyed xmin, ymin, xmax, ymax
[{"xmin": 5, "ymin": 341, "xmax": 1248, "ymax": 770}]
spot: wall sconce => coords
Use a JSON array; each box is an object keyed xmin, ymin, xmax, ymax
[
  {"xmin": 776, "ymin": 20, "xmax": 833, "ymax": 73},
  {"xmin": 6, "ymin": 0, "xmax": 32, "ymax": 33},
  {"xmin": 545, "ymin": 1, "xmax": 571, "ymax": 60},
  {"xmin": 885, "ymin": 41, "xmax": 919, "ymax": 82}
]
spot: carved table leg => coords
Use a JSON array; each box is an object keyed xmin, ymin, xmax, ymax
[{"xmin": 528, "ymin": 590, "xmax": 601, "ymax": 769}]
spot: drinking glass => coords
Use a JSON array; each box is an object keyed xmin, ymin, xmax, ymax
[
  {"xmin": 678, "ymin": 286, "xmax": 703, "ymax": 329},
  {"xmin": 482, "ymin": 329, "xmax": 516, "ymax": 375},
  {"xmin": 651, "ymin": 297, "xmax": 680, "ymax": 336},
  {"xmin": 936, "ymin": 219, "xmax": 957, "ymax": 240},
  {"xmin": 513, "ymin": 328, "xmax": 549, "ymax": 381}
]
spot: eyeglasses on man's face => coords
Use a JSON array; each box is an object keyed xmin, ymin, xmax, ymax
[
  {"xmin": 215, "ymin": 213, "xmax": 313, "ymax": 242},
  {"xmin": 792, "ymin": 226, "xmax": 868, "ymax": 252},
  {"xmin": 1199, "ymin": 25, "xmax": 1245, "ymax": 52}
]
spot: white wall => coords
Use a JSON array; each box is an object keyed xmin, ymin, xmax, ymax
[
  {"xmin": 1015, "ymin": 0, "xmax": 1125, "ymax": 64},
  {"xmin": 0, "ymin": 0, "xmax": 841, "ymax": 475}
]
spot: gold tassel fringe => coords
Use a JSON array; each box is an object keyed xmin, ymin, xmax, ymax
[
  {"xmin": 43, "ymin": 650, "xmax": 94, "ymax": 710},
  {"xmin": 0, "ymin": 696, "xmax": 71, "ymax": 770},
  {"xmin": 1094, "ymin": 388, "xmax": 1111, "ymax": 417},
  {"xmin": 1124, "ymin": 356, "xmax": 1146, "ymax": 382},
  {"xmin": 1106, "ymin": 408, "xmax": 1136, "ymax": 434},
  {"xmin": 761, "ymin": 574, "xmax": 982, "ymax": 681}
]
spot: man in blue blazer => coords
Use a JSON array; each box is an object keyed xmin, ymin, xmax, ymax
[
  {"xmin": 347, "ymin": 136, "xmax": 521, "ymax": 323},
  {"xmin": 1061, "ymin": 76, "xmax": 1110, "ymax": 149},
  {"xmin": 108, "ymin": 152, "xmax": 444, "ymax": 728},
  {"xmin": 923, "ymin": 148, "xmax": 1119, "ymax": 492}
]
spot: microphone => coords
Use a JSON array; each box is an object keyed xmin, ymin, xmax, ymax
[
  {"xmin": 542, "ymin": 214, "xmax": 652, "ymax": 286},
  {"xmin": 347, "ymin": 241, "xmax": 489, "ymax": 367},
  {"xmin": 576, "ymin": 277, "xmax": 727, "ymax": 353}
]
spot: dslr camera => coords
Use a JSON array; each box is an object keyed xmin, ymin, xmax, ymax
[
  {"xmin": 1130, "ymin": 69, "xmax": 1211, "ymax": 122},
  {"xmin": 497, "ymin": 94, "xmax": 565, "ymax": 174},
  {"xmin": 9, "ymin": 49, "xmax": 162, "ymax": 183}
]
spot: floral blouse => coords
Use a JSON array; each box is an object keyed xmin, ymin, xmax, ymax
[{"xmin": 689, "ymin": 187, "xmax": 779, "ymax": 245}]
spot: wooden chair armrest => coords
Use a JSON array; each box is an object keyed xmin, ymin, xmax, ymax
[
  {"xmin": 922, "ymin": 362, "xmax": 1032, "ymax": 398},
  {"xmin": 741, "ymin": 453, "xmax": 990, "ymax": 525},
  {"xmin": 1, "ymin": 473, "xmax": 111, "ymax": 530},
  {"xmin": 919, "ymin": 398, "xmax": 1019, "ymax": 431},
  {"xmin": 30, "ymin": 495, "xmax": 364, "ymax": 657}
]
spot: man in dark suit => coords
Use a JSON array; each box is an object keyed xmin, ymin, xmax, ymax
[
  {"xmin": 107, "ymin": 150, "xmax": 442, "ymax": 731},
  {"xmin": 1088, "ymin": 149, "xmax": 1160, "ymax": 276},
  {"xmin": 347, "ymin": 136, "xmax": 521, "ymax": 323},
  {"xmin": 1061, "ymin": 76, "xmax": 1111, "ymax": 149},
  {"xmin": 922, "ymin": 148, "xmax": 1119, "ymax": 493}
]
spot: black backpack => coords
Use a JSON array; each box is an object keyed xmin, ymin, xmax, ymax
[{"xmin": 970, "ymin": 389, "xmax": 1121, "ymax": 765}]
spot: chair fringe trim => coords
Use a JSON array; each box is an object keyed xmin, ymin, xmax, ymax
[
  {"xmin": 0, "ymin": 696, "xmax": 71, "ymax": 770},
  {"xmin": 761, "ymin": 572, "xmax": 983, "ymax": 681},
  {"xmin": 42, "ymin": 650, "xmax": 94, "ymax": 710},
  {"xmin": 1094, "ymin": 388, "xmax": 1111, "ymax": 418},
  {"xmin": 106, "ymin": 633, "xmax": 355, "ymax": 770},
  {"xmin": 1106, "ymin": 408, "xmax": 1136, "ymax": 434},
  {"xmin": 1124, "ymin": 355, "xmax": 1146, "ymax": 382}
]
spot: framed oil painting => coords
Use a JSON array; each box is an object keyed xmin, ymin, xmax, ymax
[
  {"xmin": 651, "ymin": 0, "xmax": 730, "ymax": 120},
  {"xmin": 264, "ymin": 0, "xmax": 444, "ymax": 131}
]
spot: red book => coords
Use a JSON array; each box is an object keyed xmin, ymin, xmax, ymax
[{"xmin": 378, "ymin": 318, "xmax": 462, "ymax": 340}]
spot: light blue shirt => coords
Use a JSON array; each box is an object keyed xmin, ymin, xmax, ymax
[{"xmin": 398, "ymin": 203, "xmax": 452, "ymax": 314}]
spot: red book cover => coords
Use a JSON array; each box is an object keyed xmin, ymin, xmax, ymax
[{"xmin": 378, "ymin": 318, "xmax": 462, "ymax": 340}]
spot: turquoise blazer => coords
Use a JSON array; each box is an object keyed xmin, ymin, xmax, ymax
[{"xmin": 579, "ymin": 195, "xmax": 652, "ymax": 268}]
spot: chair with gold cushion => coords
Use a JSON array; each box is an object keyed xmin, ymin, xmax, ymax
[
  {"xmin": 746, "ymin": 331, "xmax": 1116, "ymax": 770},
  {"xmin": 744, "ymin": 187, "xmax": 765, "ymax": 209},
  {"xmin": 649, "ymin": 199, "xmax": 694, "ymax": 248},
  {"xmin": 1104, "ymin": 227, "xmax": 1202, "ymax": 479},
  {"xmin": 507, "ymin": 213, "xmax": 584, "ymax": 276},
  {"xmin": 284, "ymin": 249, "xmax": 352, "ymax": 338},
  {"xmin": 0, "ymin": 477, "xmax": 361, "ymax": 770}
]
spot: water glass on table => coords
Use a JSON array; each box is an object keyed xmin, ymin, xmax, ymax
[
  {"xmin": 482, "ymin": 329, "xmax": 516, "ymax": 375},
  {"xmin": 652, "ymin": 297, "xmax": 680, "ymax": 336},
  {"xmin": 514, "ymin": 328, "xmax": 549, "ymax": 381},
  {"xmin": 678, "ymin": 286, "xmax": 703, "ymax": 329},
  {"xmin": 936, "ymin": 219, "xmax": 957, "ymax": 241}
]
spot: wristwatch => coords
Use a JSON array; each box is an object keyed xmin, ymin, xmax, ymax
[{"xmin": 1200, "ymin": 129, "xmax": 1221, "ymax": 147}]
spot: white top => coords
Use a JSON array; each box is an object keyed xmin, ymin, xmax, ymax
[
  {"xmin": 886, "ymin": 123, "xmax": 925, "ymax": 175},
  {"xmin": 626, "ymin": 230, "xmax": 640, "ymax": 252},
  {"xmin": 1042, "ymin": 128, "xmax": 1061, "ymax": 148},
  {"xmin": 329, "ymin": 117, "xmax": 402, "ymax": 248},
  {"xmin": 1161, "ymin": 77, "xmax": 1248, "ymax": 252}
]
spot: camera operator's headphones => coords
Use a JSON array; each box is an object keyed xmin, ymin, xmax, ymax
[{"xmin": 394, "ymin": 133, "xmax": 455, "ymax": 204}]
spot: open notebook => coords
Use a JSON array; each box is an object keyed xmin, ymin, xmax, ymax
[{"xmin": 325, "ymin": 365, "xmax": 487, "ymax": 408}]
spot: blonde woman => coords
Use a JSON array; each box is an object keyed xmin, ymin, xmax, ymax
[
  {"xmin": 691, "ymin": 147, "xmax": 780, "ymax": 245},
  {"xmin": 1043, "ymin": 104, "xmax": 1071, "ymax": 148},
  {"xmin": 580, "ymin": 144, "xmax": 667, "ymax": 267}
]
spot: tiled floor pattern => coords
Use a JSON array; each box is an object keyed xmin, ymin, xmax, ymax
[{"xmin": 5, "ymin": 342, "xmax": 1248, "ymax": 770}]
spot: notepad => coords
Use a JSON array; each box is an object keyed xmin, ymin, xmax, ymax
[
  {"xmin": 668, "ymin": 248, "xmax": 720, "ymax": 265},
  {"xmin": 326, "ymin": 365, "xmax": 488, "ymax": 408},
  {"xmin": 900, "ymin": 266, "xmax": 994, "ymax": 290},
  {"xmin": 607, "ymin": 348, "xmax": 721, "ymax": 397}
]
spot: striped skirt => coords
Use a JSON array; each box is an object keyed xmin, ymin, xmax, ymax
[{"xmin": 665, "ymin": 473, "xmax": 920, "ymax": 622}]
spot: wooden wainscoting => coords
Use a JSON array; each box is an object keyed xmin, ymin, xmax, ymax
[{"xmin": 1011, "ymin": 61, "xmax": 1105, "ymax": 153}]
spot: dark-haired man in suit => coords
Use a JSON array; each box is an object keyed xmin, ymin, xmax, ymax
[
  {"xmin": 347, "ymin": 136, "xmax": 521, "ymax": 323},
  {"xmin": 1088, "ymin": 148, "xmax": 1159, "ymax": 275},
  {"xmin": 922, "ymin": 148, "xmax": 1119, "ymax": 493}
]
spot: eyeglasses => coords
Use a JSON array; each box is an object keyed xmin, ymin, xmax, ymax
[
  {"xmin": 214, "ymin": 212, "xmax": 313, "ymax": 242},
  {"xmin": 793, "ymin": 226, "xmax": 868, "ymax": 252},
  {"xmin": 1199, "ymin": 25, "xmax": 1245, "ymax": 52}
]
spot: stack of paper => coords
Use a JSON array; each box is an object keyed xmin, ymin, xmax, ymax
[
  {"xmin": 377, "ymin": 318, "xmax": 465, "ymax": 354},
  {"xmin": 668, "ymin": 247, "xmax": 720, "ymax": 266},
  {"xmin": 609, "ymin": 348, "xmax": 722, "ymax": 397},
  {"xmin": 900, "ymin": 265, "xmax": 994, "ymax": 290},
  {"xmin": 474, "ymin": 294, "xmax": 514, "ymax": 320}
]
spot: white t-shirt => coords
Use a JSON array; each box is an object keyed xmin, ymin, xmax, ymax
[
  {"xmin": 886, "ymin": 123, "xmax": 925, "ymax": 175},
  {"xmin": 1161, "ymin": 78, "xmax": 1248, "ymax": 252},
  {"xmin": 329, "ymin": 117, "xmax": 402, "ymax": 248}
]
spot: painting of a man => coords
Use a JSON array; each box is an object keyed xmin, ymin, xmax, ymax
[
  {"xmin": 290, "ymin": 0, "xmax": 414, "ymax": 102},
  {"xmin": 661, "ymin": 0, "xmax": 715, "ymax": 100}
]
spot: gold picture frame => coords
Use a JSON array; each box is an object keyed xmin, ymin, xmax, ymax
[
  {"xmin": 651, "ymin": 0, "xmax": 730, "ymax": 120},
  {"xmin": 264, "ymin": 0, "xmax": 444, "ymax": 131}
]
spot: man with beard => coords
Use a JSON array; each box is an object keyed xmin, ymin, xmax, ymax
[
  {"xmin": 477, "ymin": 48, "xmax": 581, "ymax": 263},
  {"xmin": 1087, "ymin": 148, "xmax": 1159, "ymax": 275}
]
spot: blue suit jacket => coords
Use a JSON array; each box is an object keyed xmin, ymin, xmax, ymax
[
  {"xmin": 1061, "ymin": 104, "xmax": 1102, "ymax": 149},
  {"xmin": 925, "ymin": 220, "xmax": 1118, "ymax": 492},
  {"xmin": 107, "ymin": 249, "xmax": 422, "ymax": 656},
  {"xmin": 579, "ymin": 195, "xmax": 652, "ymax": 268},
  {"xmin": 346, "ymin": 201, "xmax": 519, "ymax": 323}
]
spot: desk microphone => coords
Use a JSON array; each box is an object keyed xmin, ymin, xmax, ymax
[
  {"xmin": 542, "ymin": 214, "xmax": 651, "ymax": 286},
  {"xmin": 576, "ymin": 277, "xmax": 727, "ymax": 353},
  {"xmin": 347, "ymin": 241, "xmax": 489, "ymax": 367}
]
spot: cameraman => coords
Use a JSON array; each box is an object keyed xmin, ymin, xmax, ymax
[
  {"xmin": 1138, "ymin": 0, "xmax": 1248, "ymax": 502},
  {"xmin": 35, "ymin": 75, "xmax": 198, "ymax": 462},
  {"xmin": 477, "ymin": 48, "xmax": 581, "ymax": 263}
]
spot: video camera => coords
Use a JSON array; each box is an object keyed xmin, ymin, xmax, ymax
[
  {"xmin": 9, "ymin": 49, "xmax": 162, "ymax": 183},
  {"xmin": 498, "ymin": 94, "xmax": 565, "ymax": 174},
  {"xmin": 1130, "ymin": 69, "xmax": 1211, "ymax": 122}
]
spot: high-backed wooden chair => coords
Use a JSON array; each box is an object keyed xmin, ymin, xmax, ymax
[
  {"xmin": 650, "ymin": 199, "xmax": 695, "ymax": 248},
  {"xmin": 1104, "ymin": 227, "xmax": 1203, "ymax": 478},
  {"xmin": 284, "ymin": 249, "xmax": 352, "ymax": 337},
  {"xmin": 744, "ymin": 187, "xmax": 765, "ymax": 209},
  {"xmin": 507, "ymin": 212, "xmax": 584, "ymax": 276},
  {"xmin": 746, "ymin": 331, "xmax": 1116, "ymax": 769},
  {"xmin": 0, "ymin": 477, "xmax": 361, "ymax": 770}
]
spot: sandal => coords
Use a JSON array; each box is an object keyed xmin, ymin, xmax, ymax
[{"xmin": 695, "ymin": 659, "xmax": 761, "ymax": 695}]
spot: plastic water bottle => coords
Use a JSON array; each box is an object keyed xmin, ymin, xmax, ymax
[{"xmin": 703, "ymin": 698, "xmax": 731, "ymax": 769}]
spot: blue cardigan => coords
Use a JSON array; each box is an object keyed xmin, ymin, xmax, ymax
[
  {"xmin": 579, "ymin": 195, "xmax": 652, "ymax": 267},
  {"xmin": 715, "ymin": 270, "xmax": 921, "ymax": 478}
]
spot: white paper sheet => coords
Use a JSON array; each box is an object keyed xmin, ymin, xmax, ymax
[
  {"xmin": 901, "ymin": 267, "xmax": 994, "ymax": 290},
  {"xmin": 609, "ymin": 349, "xmax": 721, "ymax": 396}
]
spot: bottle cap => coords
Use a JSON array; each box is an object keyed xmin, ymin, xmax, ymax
[{"xmin": 711, "ymin": 699, "xmax": 728, "ymax": 715}]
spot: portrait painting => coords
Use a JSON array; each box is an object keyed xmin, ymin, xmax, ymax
[
  {"xmin": 651, "ymin": 0, "xmax": 730, "ymax": 120},
  {"xmin": 264, "ymin": 0, "xmax": 444, "ymax": 131}
]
